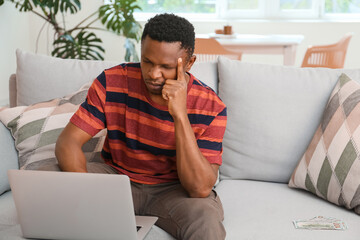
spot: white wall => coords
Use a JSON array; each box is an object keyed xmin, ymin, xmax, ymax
[
  {"xmin": 0, "ymin": 1, "xmax": 31, "ymax": 106},
  {"xmin": 1, "ymin": 0, "xmax": 360, "ymax": 106}
]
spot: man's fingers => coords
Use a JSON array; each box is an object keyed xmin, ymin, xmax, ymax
[
  {"xmin": 162, "ymin": 91, "xmax": 169, "ymax": 101},
  {"xmin": 162, "ymin": 58, "xmax": 187, "ymax": 101},
  {"xmin": 177, "ymin": 58, "xmax": 186, "ymax": 82}
]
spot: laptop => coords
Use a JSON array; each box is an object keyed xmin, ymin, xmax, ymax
[{"xmin": 7, "ymin": 169, "xmax": 158, "ymax": 240}]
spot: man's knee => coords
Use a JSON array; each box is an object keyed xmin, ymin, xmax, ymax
[{"xmin": 173, "ymin": 193, "xmax": 226, "ymax": 240}]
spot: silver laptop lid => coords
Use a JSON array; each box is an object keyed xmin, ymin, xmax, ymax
[{"xmin": 8, "ymin": 169, "xmax": 139, "ymax": 240}]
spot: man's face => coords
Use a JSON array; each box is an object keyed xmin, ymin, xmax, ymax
[{"xmin": 140, "ymin": 36, "xmax": 192, "ymax": 96}]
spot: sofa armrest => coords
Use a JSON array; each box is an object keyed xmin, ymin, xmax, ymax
[
  {"xmin": 0, "ymin": 122, "xmax": 18, "ymax": 195},
  {"xmin": 9, "ymin": 74, "xmax": 16, "ymax": 108}
]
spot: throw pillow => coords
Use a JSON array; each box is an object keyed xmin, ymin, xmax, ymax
[
  {"xmin": 15, "ymin": 49, "xmax": 118, "ymax": 106},
  {"xmin": 0, "ymin": 83, "xmax": 106, "ymax": 170},
  {"xmin": 289, "ymin": 73, "xmax": 360, "ymax": 215}
]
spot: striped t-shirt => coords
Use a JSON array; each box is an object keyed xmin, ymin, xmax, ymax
[{"xmin": 70, "ymin": 63, "xmax": 227, "ymax": 184}]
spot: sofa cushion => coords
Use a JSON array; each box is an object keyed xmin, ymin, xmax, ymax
[
  {"xmin": 15, "ymin": 49, "xmax": 118, "ymax": 106},
  {"xmin": 0, "ymin": 191, "xmax": 18, "ymax": 226},
  {"xmin": 289, "ymin": 73, "xmax": 360, "ymax": 215},
  {"xmin": 189, "ymin": 61, "xmax": 218, "ymax": 93},
  {"xmin": 218, "ymin": 57, "xmax": 360, "ymax": 183},
  {"xmin": 216, "ymin": 180, "xmax": 360, "ymax": 240},
  {"xmin": 0, "ymin": 83, "xmax": 106, "ymax": 170},
  {"xmin": 0, "ymin": 123, "xmax": 18, "ymax": 196}
]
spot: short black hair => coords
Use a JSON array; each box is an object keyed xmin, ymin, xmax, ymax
[{"xmin": 141, "ymin": 13, "xmax": 195, "ymax": 58}]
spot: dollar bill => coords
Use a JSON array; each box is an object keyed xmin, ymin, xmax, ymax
[{"xmin": 293, "ymin": 216, "xmax": 347, "ymax": 230}]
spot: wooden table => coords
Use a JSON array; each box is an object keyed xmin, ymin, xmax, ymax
[{"xmin": 197, "ymin": 34, "xmax": 305, "ymax": 66}]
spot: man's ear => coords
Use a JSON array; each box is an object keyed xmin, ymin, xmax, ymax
[{"xmin": 185, "ymin": 55, "xmax": 197, "ymax": 72}]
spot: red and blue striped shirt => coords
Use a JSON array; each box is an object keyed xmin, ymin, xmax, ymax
[{"xmin": 70, "ymin": 63, "xmax": 227, "ymax": 184}]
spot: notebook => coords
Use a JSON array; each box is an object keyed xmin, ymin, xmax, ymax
[{"xmin": 7, "ymin": 169, "xmax": 158, "ymax": 240}]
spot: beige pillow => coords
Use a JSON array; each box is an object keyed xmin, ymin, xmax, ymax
[
  {"xmin": 289, "ymin": 73, "xmax": 360, "ymax": 215},
  {"xmin": 15, "ymin": 49, "xmax": 118, "ymax": 106},
  {"xmin": 0, "ymin": 83, "xmax": 106, "ymax": 170}
]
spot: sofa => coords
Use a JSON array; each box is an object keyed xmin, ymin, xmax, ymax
[{"xmin": 0, "ymin": 49, "xmax": 359, "ymax": 240}]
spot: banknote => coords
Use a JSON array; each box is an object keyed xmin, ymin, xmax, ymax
[{"xmin": 293, "ymin": 216, "xmax": 347, "ymax": 230}]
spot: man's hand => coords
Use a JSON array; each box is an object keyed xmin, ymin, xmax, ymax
[{"xmin": 162, "ymin": 58, "xmax": 188, "ymax": 119}]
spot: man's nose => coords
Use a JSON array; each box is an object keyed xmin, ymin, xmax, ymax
[{"xmin": 148, "ymin": 66, "xmax": 162, "ymax": 79}]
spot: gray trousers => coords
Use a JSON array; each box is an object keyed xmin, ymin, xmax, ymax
[{"xmin": 41, "ymin": 162, "xmax": 226, "ymax": 240}]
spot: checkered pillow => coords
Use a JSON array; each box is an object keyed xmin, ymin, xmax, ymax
[
  {"xmin": 289, "ymin": 73, "xmax": 360, "ymax": 215},
  {"xmin": 0, "ymin": 83, "xmax": 106, "ymax": 170}
]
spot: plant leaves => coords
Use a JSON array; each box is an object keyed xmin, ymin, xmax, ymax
[
  {"xmin": 124, "ymin": 38, "xmax": 139, "ymax": 62},
  {"xmin": 59, "ymin": 0, "xmax": 81, "ymax": 13},
  {"xmin": 99, "ymin": 0, "xmax": 142, "ymax": 41},
  {"xmin": 13, "ymin": 0, "xmax": 34, "ymax": 11},
  {"xmin": 5, "ymin": 0, "xmax": 139, "ymax": 61},
  {"xmin": 52, "ymin": 31, "xmax": 105, "ymax": 60},
  {"xmin": 32, "ymin": 0, "xmax": 80, "ymax": 14}
]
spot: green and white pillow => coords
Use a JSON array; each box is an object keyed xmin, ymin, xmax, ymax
[
  {"xmin": 0, "ymin": 83, "xmax": 106, "ymax": 170},
  {"xmin": 289, "ymin": 73, "xmax": 360, "ymax": 215}
]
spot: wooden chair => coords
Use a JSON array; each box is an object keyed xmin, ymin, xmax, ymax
[
  {"xmin": 194, "ymin": 38, "xmax": 242, "ymax": 62},
  {"xmin": 301, "ymin": 33, "xmax": 353, "ymax": 68}
]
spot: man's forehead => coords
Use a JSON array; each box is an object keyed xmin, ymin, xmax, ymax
[{"xmin": 141, "ymin": 37, "xmax": 188, "ymax": 60}]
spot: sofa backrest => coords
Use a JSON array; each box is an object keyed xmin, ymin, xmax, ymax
[
  {"xmin": 13, "ymin": 49, "xmax": 360, "ymax": 185},
  {"xmin": 217, "ymin": 56, "xmax": 360, "ymax": 183},
  {"xmin": 189, "ymin": 61, "xmax": 218, "ymax": 93},
  {"xmin": 9, "ymin": 74, "xmax": 16, "ymax": 108}
]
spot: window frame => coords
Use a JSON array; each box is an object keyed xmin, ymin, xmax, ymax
[
  {"xmin": 219, "ymin": 0, "xmax": 322, "ymax": 19},
  {"xmin": 105, "ymin": 0, "xmax": 360, "ymax": 21}
]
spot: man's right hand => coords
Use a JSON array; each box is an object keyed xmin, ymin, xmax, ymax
[{"xmin": 55, "ymin": 122, "xmax": 92, "ymax": 172}]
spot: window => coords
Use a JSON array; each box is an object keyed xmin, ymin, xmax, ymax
[
  {"xmin": 325, "ymin": 0, "xmax": 360, "ymax": 14},
  {"xmin": 136, "ymin": 0, "xmax": 216, "ymax": 14},
  {"xmin": 324, "ymin": 0, "xmax": 360, "ymax": 19},
  {"xmin": 133, "ymin": 0, "xmax": 217, "ymax": 20},
  {"xmin": 220, "ymin": 0, "xmax": 320, "ymax": 19},
  {"xmin": 219, "ymin": 0, "xmax": 265, "ymax": 18},
  {"xmin": 106, "ymin": 0, "xmax": 360, "ymax": 20}
]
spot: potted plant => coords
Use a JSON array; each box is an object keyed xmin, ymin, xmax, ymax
[{"xmin": 0, "ymin": 0, "xmax": 142, "ymax": 61}]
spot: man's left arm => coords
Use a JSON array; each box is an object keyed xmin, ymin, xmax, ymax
[
  {"xmin": 174, "ymin": 115, "xmax": 220, "ymax": 198},
  {"xmin": 162, "ymin": 58, "xmax": 222, "ymax": 198}
]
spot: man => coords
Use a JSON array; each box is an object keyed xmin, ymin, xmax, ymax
[{"xmin": 56, "ymin": 13, "xmax": 227, "ymax": 240}]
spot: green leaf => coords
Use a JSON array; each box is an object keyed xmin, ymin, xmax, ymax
[
  {"xmin": 122, "ymin": 20, "xmax": 141, "ymax": 40},
  {"xmin": 124, "ymin": 38, "xmax": 139, "ymax": 62},
  {"xmin": 0, "ymin": 0, "xmax": 4, "ymax": 6},
  {"xmin": 14, "ymin": 0, "xmax": 34, "ymax": 12},
  {"xmin": 52, "ymin": 31, "xmax": 105, "ymax": 60},
  {"xmin": 99, "ymin": 0, "xmax": 142, "ymax": 40},
  {"xmin": 31, "ymin": 0, "xmax": 80, "ymax": 14},
  {"xmin": 59, "ymin": 0, "xmax": 81, "ymax": 13}
]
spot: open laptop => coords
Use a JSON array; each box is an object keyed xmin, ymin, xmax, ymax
[{"xmin": 7, "ymin": 169, "xmax": 158, "ymax": 240}]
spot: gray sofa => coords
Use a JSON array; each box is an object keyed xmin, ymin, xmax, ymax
[{"xmin": 0, "ymin": 49, "xmax": 359, "ymax": 239}]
